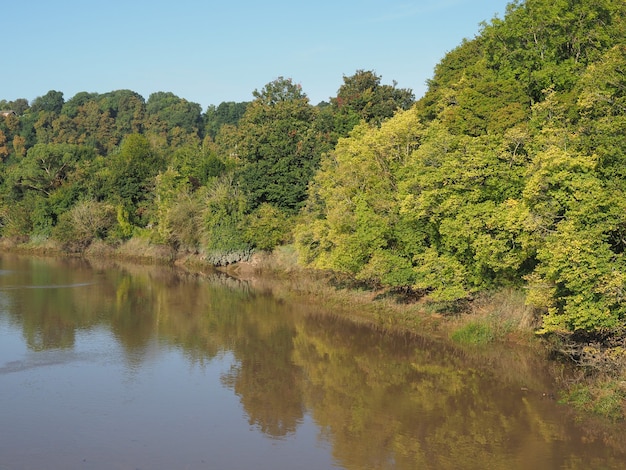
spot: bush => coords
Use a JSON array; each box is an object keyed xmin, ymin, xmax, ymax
[
  {"xmin": 52, "ymin": 200, "xmax": 116, "ymax": 250},
  {"xmin": 0, "ymin": 200, "xmax": 33, "ymax": 238},
  {"xmin": 164, "ymin": 193, "xmax": 203, "ymax": 251},
  {"xmin": 202, "ymin": 177, "xmax": 250, "ymax": 253},
  {"xmin": 244, "ymin": 203, "xmax": 291, "ymax": 251}
]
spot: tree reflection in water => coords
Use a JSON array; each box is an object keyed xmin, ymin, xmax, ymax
[{"xmin": 1, "ymin": 254, "xmax": 626, "ymax": 470}]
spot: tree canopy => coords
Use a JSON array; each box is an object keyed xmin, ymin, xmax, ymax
[{"xmin": 296, "ymin": 0, "xmax": 626, "ymax": 336}]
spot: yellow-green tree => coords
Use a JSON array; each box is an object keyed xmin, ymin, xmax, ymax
[{"xmin": 296, "ymin": 108, "xmax": 423, "ymax": 287}]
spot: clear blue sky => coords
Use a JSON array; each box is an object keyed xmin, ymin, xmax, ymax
[{"xmin": 3, "ymin": 0, "xmax": 509, "ymax": 110}]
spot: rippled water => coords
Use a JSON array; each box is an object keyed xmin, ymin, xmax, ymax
[{"xmin": 1, "ymin": 254, "xmax": 625, "ymax": 469}]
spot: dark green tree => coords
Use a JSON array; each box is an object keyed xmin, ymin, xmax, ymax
[
  {"xmin": 330, "ymin": 70, "xmax": 414, "ymax": 137},
  {"xmin": 102, "ymin": 134, "xmax": 164, "ymax": 225},
  {"xmin": 30, "ymin": 90, "xmax": 65, "ymax": 114},
  {"xmin": 146, "ymin": 91, "xmax": 202, "ymax": 136},
  {"xmin": 16, "ymin": 143, "xmax": 95, "ymax": 197},
  {"xmin": 99, "ymin": 89, "xmax": 147, "ymax": 136},
  {"xmin": 204, "ymin": 101, "xmax": 249, "ymax": 139},
  {"xmin": 233, "ymin": 77, "xmax": 328, "ymax": 213},
  {"xmin": 0, "ymin": 98, "xmax": 29, "ymax": 115},
  {"xmin": 61, "ymin": 92, "xmax": 99, "ymax": 119}
]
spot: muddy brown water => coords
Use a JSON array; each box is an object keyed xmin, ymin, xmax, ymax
[{"xmin": 1, "ymin": 254, "xmax": 625, "ymax": 469}]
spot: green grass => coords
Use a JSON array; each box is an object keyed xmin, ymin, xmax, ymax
[
  {"xmin": 450, "ymin": 321, "xmax": 495, "ymax": 345},
  {"xmin": 563, "ymin": 380, "xmax": 626, "ymax": 421}
]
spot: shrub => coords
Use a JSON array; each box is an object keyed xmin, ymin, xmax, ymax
[
  {"xmin": 201, "ymin": 177, "xmax": 249, "ymax": 253},
  {"xmin": 52, "ymin": 200, "xmax": 116, "ymax": 249},
  {"xmin": 0, "ymin": 200, "xmax": 33, "ymax": 238},
  {"xmin": 244, "ymin": 203, "xmax": 291, "ymax": 251},
  {"xmin": 165, "ymin": 193, "xmax": 204, "ymax": 251}
]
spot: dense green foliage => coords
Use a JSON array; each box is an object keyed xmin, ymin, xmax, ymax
[
  {"xmin": 2, "ymin": 0, "xmax": 625, "ymax": 337},
  {"xmin": 297, "ymin": 0, "xmax": 626, "ymax": 336},
  {"xmin": 231, "ymin": 77, "xmax": 332, "ymax": 213},
  {"xmin": 0, "ymin": 71, "xmax": 411, "ymax": 259}
]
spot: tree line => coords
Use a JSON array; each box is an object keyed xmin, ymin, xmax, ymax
[
  {"xmin": 0, "ymin": 72, "xmax": 413, "ymax": 254},
  {"xmin": 2, "ymin": 0, "xmax": 626, "ymax": 338}
]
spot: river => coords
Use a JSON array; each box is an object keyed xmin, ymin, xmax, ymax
[{"xmin": 1, "ymin": 254, "xmax": 625, "ymax": 469}]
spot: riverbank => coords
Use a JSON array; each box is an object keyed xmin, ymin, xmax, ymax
[
  {"xmin": 1, "ymin": 236, "xmax": 624, "ymax": 421},
  {"xmin": 265, "ymin": 250, "xmax": 626, "ymax": 422}
]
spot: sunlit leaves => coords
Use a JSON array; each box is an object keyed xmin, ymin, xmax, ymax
[
  {"xmin": 531, "ymin": 221, "xmax": 626, "ymax": 334},
  {"xmin": 522, "ymin": 144, "xmax": 626, "ymax": 333},
  {"xmin": 243, "ymin": 203, "xmax": 291, "ymax": 252},
  {"xmin": 297, "ymin": 109, "xmax": 424, "ymax": 285}
]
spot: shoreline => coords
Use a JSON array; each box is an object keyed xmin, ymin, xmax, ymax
[{"xmin": 1, "ymin": 236, "xmax": 624, "ymax": 422}]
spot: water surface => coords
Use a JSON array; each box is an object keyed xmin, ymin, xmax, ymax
[{"xmin": 1, "ymin": 254, "xmax": 625, "ymax": 469}]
